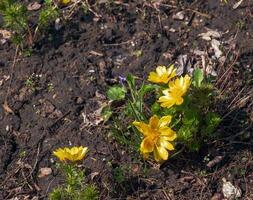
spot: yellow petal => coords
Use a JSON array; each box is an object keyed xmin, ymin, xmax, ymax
[
  {"xmin": 149, "ymin": 115, "xmax": 159, "ymax": 129},
  {"xmin": 53, "ymin": 148, "xmax": 67, "ymax": 161},
  {"xmin": 77, "ymin": 147, "xmax": 89, "ymax": 160},
  {"xmin": 182, "ymin": 75, "xmax": 191, "ymax": 92},
  {"xmin": 177, "ymin": 76, "xmax": 184, "ymax": 87},
  {"xmin": 155, "ymin": 146, "xmax": 168, "ymax": 161},
  {"xmin": 148, "ymin": 72, "xmax": 160, "ymax": 83},
  {"xmin": 159, "ymin": 139, "xmax": 175, "ymax": 150},
  {"xmin": 168, "ymin": 80, "xmax": 174, "ymax": 88},
  {"xmin": 65, "ymin": 148, "xmax": 75, "ymax": 161},
  {"xmin": 61, "ymin": 0, "xmax": 71, "ymax": 5},
  {"xmin": 160, "ymin": 74, "xmax": 169, "ymax": 83},
  {"xmin": 162, "ymin": 89, "xmax": 170, "ymax": 96},
  {"xmin": 175, "ymin": 96, "xmax": 184, "ymax": 105},
  {"xmin": 159, "ymin": 127, "xmax": 177, "ymax": 141},
  {"xmin": 156, "ymin": 66, "xmax": 167, "ymax": 76},
  {"xmin": 71, "ymin": 146, "xmax": 79, "ymax": 154},
  {"xmin": 153, "ymin": 147, "xmax": 162, "ymax": 162},
  {"xmin": 133, "ymin": 121, "xmax": 151, "ymax": 136},
  {"xmin": 158, "ymin": 115, "xmax": 172, "ymax": 127},
  {"xmin": 158, "ymin": 96, "xmax": 175, "ymax": 108},
  {"xmin": 140, "ymin": 136, "xmax": 155, "ymax": 154},
  {"xmin": 167, "ymin": 65, "xmax": 176, "ymax": 74}
]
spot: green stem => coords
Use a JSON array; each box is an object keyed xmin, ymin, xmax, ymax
[
  {"xmin": 129, "ymin": 101, "xmax": 141, "ymax": 121},
  {"xmin": 170, "ymin": 146, "xmax": 185, "ymax": 159}
]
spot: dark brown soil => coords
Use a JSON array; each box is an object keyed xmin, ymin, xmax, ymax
[{"xmin": 0, "ymin": 0, "xmax": 252, "ymax": 199}]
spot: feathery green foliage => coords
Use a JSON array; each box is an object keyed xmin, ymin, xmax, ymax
[
  {"xmin": 49, "ymin": 163, "xmax": 99, "ymax": 200},
  {"xmin": 0, "ymin": 0, "xmax": 28, "ymax": 45}
]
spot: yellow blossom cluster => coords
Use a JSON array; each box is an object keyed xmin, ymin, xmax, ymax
[
  {"xmin": 149, "ymin": 65, "xmax": 191, "ymax": 109},
  {"xmin": 134, "ymin": 65, "xmax": 191, "ymax": 162}
]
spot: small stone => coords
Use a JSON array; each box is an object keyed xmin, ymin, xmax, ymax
[
  {"xmin": 211, "ymin": 39, "xmax": 222, "ymax": 58},
  {"xmin": 0, "ymin": 39, "xmax": 7, "ymax": 44},
  {"xmin": 76, "ymin": 97, "xmax": 85, "ymax": 104},
  {"xmin": 55, "ymin": 18, "xmax": 62, "ymax": 31},
  {"xmin": 89, "ymin": 69, "xmax": 95, "ymax": 73},
  {"xmin": 211, "ymin": 193, "xmax": 223, "ymax": 200},
  {"xmin": 172, "ymin": 11, "xmax": 185, "ymax": 20},
  {"xmin": 222, "ymin": 178, "xmax": 242, "ymax": 199},
  {"xmin": 50, "ymin": 158, "xmax": 55, "ymax": 164},
  {"xmin": 199, "ymin": 29, "xmax": 221, "ymax": 41},
  {"xmin": 169, "ymin": 28, "xmax": 176, "ymax": 32},
  {"xmin": 27, "ymin": 2, "xmax": 41, "ymax": 11},
  {"xmin": 38, "ymin": 167, "xmax": 52, "ymax": 178},
  {"xmin": 0, "ymin": 29, "xmax": 11, "ymax": 40}
]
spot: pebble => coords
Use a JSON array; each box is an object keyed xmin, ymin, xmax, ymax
[
  {"xmin": 172, "ymin": 11, "xmax": 185, "ymax": 20},
  {"xmin": 210, "ymin": 193, "xmax": 223, "ymax": 200},
  {"xmin": 55, "ymin": 18, "xmax": 62, "ymax": 31},
  {"xmin": 222, "ymin": 178, "xmax": 242, "ymax": 199},
  {"xmin": 27, "ymin": 2, "xmax": 41, "ymax": 11},
  {"xmin": 38, "ymin": 167, "xmax": 52, "ymax": 178},
  {"xmin": 76, "ymin": 97, "xmax": 85, "ymax": 104}
]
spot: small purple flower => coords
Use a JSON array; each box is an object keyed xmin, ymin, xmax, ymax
[{"xmin": 118, "ymin": 75, "xmax": 126, "ymax": 86}]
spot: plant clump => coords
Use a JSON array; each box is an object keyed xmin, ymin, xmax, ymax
[{"xmin": 106, "ymin": 65, "xmax": 221, "ymax": 162}]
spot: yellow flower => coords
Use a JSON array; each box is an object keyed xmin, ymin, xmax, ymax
[
  {"xmin": 133, "ymin": 115, "xmax": 177, "ymax": 162},
  {"xmin": 148, "ymin": 65, "xmax": 176, "ymax": 84},
  {"xmin": 158, "ymin": 75, "xmax": 191, "ymax": 108},
  {"xmin": 53, "ymin": 146, "xmax": 89, "ymax": 162},
  {"xmin": 60, "ymin": 0, "xmax": 71, "ymax": 5}
]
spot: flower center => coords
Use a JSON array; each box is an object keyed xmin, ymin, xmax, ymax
[{"xmin": 151, "ymin": 130, "xmax": 160, "ymax": 145}]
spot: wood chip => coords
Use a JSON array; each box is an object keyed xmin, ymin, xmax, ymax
[
  {"xmin": 206, "ymin": 156, "xmax": 223, "ymax": 168},
  {"xmin": 233, "ymin": 0, "xmax": 244, "ymax": 9},
  {"xmin": 3, "ymin": 100, "xmax": 14, "ymax": 114},
  {"xmin": 89, "ymin": 50, "xmax": 104, "ymax": 56},
  {"xmin": 90, "ymin": 172, "xmax": 99, "ymax": 180}
]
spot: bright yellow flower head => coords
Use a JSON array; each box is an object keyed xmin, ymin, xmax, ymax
[
  {"xmin": 158, "ymin": 75, "xmax": 191, "ymax": 108},
  {"xmin": 60, "ymin": 0, "xmax": 71, "ymax": 6},
  {"xmin": 148, "ymin": 65, "xmax": 176, "ymax": 84},
  {"xmin": 133, "ymin": 115, "xmax": 177, "ymax": 162},
  {"xmin": 53, "ymin": 146, "xmax": 89, "ymax": 162}
]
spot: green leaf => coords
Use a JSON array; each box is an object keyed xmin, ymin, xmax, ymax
[
  {"xmin": 192, "ymin": 68, "xmax": 204, "ymax": 87},
  {"xmin": 106, "ymin": 86, "xmax": 126, "ymax": 101},
  {"xmin": 126, "ymin": 74, "xmax": 135, "ymax": 88},
  {"xmin": 151, "ymin": 102, "xmax": 161, "ymax": 114},
  {"xmin": 139, "ymin": 84, "xmax": 157, "ymax": 98},
  {"xmin": 101, "ymin": 106, "xmax": 112, "ymax": 122},
  {"xmin": 126, "ymin": 74, "xmax": 137, "ymax": 102}
]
